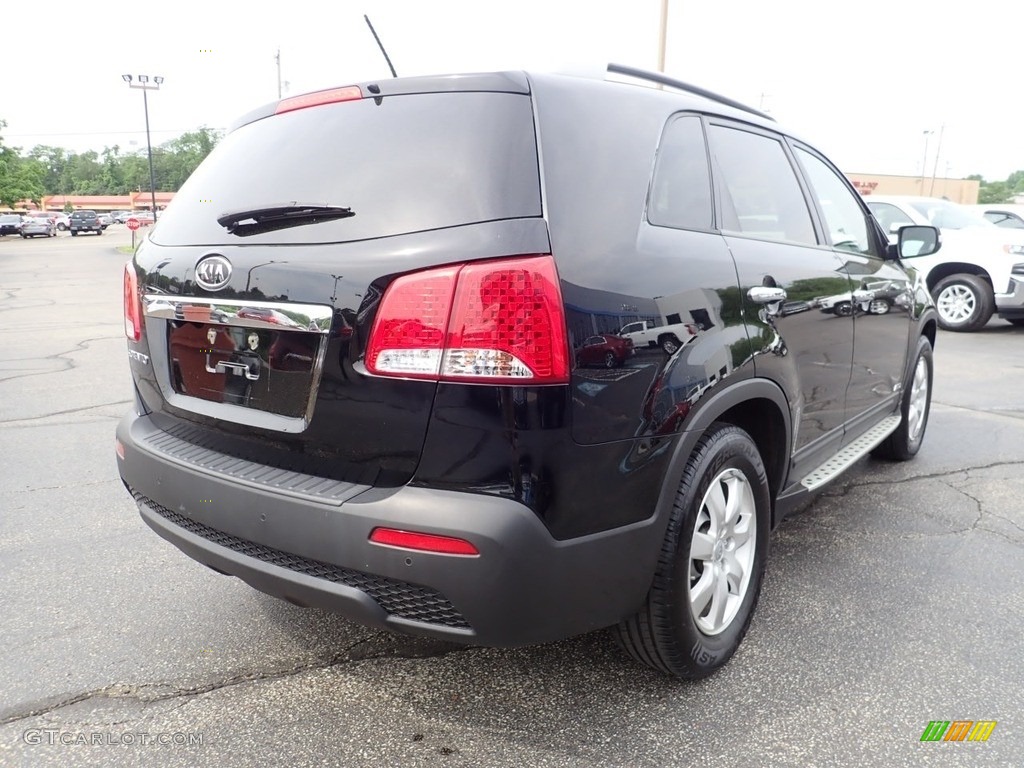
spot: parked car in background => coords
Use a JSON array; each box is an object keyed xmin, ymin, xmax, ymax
[
  {"xmin": 110, "ymin": 210, "xmax": 132, "ymax": 223},
  {"xmin": 867, "ymin": 195, "xmax": 1024, "ymax": 330},
  {"xmin": 117, "ymin": 66, "xmax": 942, "ymax": 681},
  {"xmin": 20, "ymin": 216, "xmax": 56, "ymax": 238},
  {"xmin": 0, "ymin": 214, "xmax": 24, "ymax": 236},
  {"xmin": 968, "ymin": 203, "xmax": 1024, "ymax": 230},
  {"xmin": 617, "ymin": 318, "xmax": 699, "ymax": 354},
  {"xmin": 575, "ymin": 333, "xmax": 635, "ymax": 368},
  {"xmin": 69, "ymin": 210, "xmax": 104, "ymax": 236},
  {"xmin": 96, "ymin": 213, "xmax": 113, "ymax": 228}
]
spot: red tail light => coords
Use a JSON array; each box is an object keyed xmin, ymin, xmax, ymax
[
  {"xmin": 365, "ymin": 255, "xmax": 569, "ymax": 384},
  {"xmin": 369, "ymin": 527, "xmax": 479, "ymax": 556},
  {"xmin": 124, "ymin": 263, "xmax": 142, "ymax": 341}
]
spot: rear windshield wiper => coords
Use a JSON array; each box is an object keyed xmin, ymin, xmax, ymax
[{"xmin": 217, "ymin": 204, "xmax": 354, "ymax": 236}]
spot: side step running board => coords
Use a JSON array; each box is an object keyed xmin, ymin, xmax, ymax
[{"xmin": 799, "ymin": 415, "xmax": 902, "ymax": 491}]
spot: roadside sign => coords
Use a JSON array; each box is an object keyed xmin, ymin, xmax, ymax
[{"xmin": 126, "ymin": 218, "xmax": 141, "ymax": 231}]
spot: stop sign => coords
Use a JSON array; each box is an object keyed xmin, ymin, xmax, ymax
[{"xmin": 126, "ymin": 218, "xmax": 141, "ymax": 231}]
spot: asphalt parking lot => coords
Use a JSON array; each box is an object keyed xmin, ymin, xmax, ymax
[{"xmin": 1, "ymin": 227, "xmax": 1022, "ymax": 767}]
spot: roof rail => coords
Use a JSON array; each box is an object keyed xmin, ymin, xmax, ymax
[{"xmin": 607, "ymin": 63, "xmax": 775, "ymax": 122}]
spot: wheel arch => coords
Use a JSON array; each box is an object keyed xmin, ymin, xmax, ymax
[
  {"xmin": 655, "ymin": 378, "xmax": 792, "ymax": 533},
  {"xmin": 925, "ymin": 262, "xmax": 992, "ymax": 293}
]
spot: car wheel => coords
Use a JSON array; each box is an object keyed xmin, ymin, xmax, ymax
[
  {"xmin": 834, "ymin": 301, "xmax": 854, "ymax": 317},
  {"xmin": 616, "ymin": 423, "xmax": 769, "ymax": 679},
  {"xmin": 96, "ymin": 229, "xmax": 103, "ymax": 235},
  {"xmin": 660, "ymin": 335, "xmax": 681, "ymax": 355},
  {"xmin": 58, "ymin": 223, "xmax": 67, "ymax": 231},
  {"xmin": 868, "ymin": 300, "xmax": 890, "ymax": 315},
  {"xmin": 603, "ymin": 351, "xmax": 617, "ymax": 368},
  {"xmin": 872, "ymin": 335, "xmax": 933, "ymax": 461},
  {"xmin": 71, "ymin": 231, "xmax": 78, "ymax": 236},
  {"xmin": 932, "ymin": 274, "xmax": 994, "ymax": 332}
]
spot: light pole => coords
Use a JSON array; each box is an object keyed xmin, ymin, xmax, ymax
[{"xmin": 122, "ymin": 73, "xmax": 163, "ymax": 222}]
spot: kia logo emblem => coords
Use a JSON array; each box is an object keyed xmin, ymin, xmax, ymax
[{"xmin": 195, "ymin": 254, "xmax": 232, "ymax": 291}]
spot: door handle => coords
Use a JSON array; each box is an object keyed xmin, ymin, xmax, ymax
[{"xmin": 747, "ymin": 286, "xmax": 787, "ymax": 304}]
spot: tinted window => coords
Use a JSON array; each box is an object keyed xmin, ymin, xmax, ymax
[
  {"xmin": 154, "ymin": 92, "xmax": 541, "ymax": 246},
  {"xmin": 795, "ymin": 148, "xmax": 878, "ymax": 256},
  {"xmin": 707, "ymin": 125, "xmax": 816, "ymax": 246},
  {"xmin": 983, "ymin": 211, "xmax": 1024, "ymax": 229},
  {"xmin": 648, "ymin": 116, "xmax": 713, "ymax": 231}
]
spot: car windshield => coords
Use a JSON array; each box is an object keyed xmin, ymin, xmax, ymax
[{"xmin": 909, "ymin": 200, "xmax": 994, "ymax": 230}]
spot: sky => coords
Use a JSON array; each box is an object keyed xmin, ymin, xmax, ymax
[{"xmin": 2, "ymin": 0, "xmax": 1022, "ymax": 181}]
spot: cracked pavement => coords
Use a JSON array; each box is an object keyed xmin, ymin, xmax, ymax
[{"xmin": 1, "ymin": 230, "xmax": 1022, "ymax": 767}]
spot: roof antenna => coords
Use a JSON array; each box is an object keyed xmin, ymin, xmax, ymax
[{"xmin": 364, "ymin": 15, "xmax": 398, "ymax": 78}]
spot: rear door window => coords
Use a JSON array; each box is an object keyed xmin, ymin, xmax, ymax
[{"xmin": 706, "ymin": 124, "xmax": 817, "ymax": 246}]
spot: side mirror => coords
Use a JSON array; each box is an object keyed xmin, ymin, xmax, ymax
[{"xmin": 892, "ymin": 225, "xmax": 940, "ymax": 259}]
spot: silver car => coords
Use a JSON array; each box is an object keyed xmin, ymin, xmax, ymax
[{"xmin": 21, "ymin": 216, "xmax": 56, "ymax": 238}]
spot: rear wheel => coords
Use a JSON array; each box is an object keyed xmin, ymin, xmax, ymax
[
  {"xmin": 603, "ymin": 351, "xmax": 617, "ymax": 368},
  {"xmin": 71, "ymin": 231, "xmax": 78, "ymax": 236},
  {"xmin": 660, "ymin": 334, "xmax": 681, "ymax": 355},
  {"xmin": 617, "ymin": 423, "xmax": 770, "ymax": 679},
  {"xmin": 873, "ymin": 336, "xmax": 933, "ymax": 461},
  {"xmin": 933, "ymin": 274, "xmax": 994, "ymax": 332}
]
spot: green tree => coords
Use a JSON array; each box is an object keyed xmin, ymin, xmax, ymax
[
  {"xmin": 978, "ymin": 181, "xmax": 1013, "ymax": 204},
  {"xmin": 0, "ymin": 120, "xmax": 46, "ymax": 207}
]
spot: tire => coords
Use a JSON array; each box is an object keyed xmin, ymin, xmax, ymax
[
  {"xmin": 616, "ymin": 423, "xmax": 770, "ymax": 679},
  {"xmin": 58, "ymin": 223, "xmax": 67, "ymax": 231},
  {"xmin": 868, "ymin": 300, "xmax": 890, "ymax": 315},
  {"xmin": 872, "ymin": 335, "xmax": 933, "ymax": 461},
  {"xmin": 660, "ymin": 334, "xmax": 681, "ymax": 355},
  {"xmin": 834, "ymin": 301, "xmax": 854, "ymax": 317},
  {"xmin": 932, "ymin": 274, "xmax": 994, "ymax": 332},
  {"xmin": 96, "ymin": 229, "xmax": 103, "ymax": 236},
  {"xmin": 604, "ymin": 351, "xmax": 617, "ymax": 368},
  {"xmin": 21, "ymin": 234, "xmax": 27, "ymax": 239},
  {"xmin": 71, "ymin": 231, "xmax": 78, "ymax": 236}
]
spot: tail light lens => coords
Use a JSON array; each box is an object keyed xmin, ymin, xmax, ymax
[
  {"xmin": 124, "ymin": 262, "xmax": 142, "ymax": 341},
  {"xmin": 365, "ymin": 255, "xmax": 569, "ymax": 384}
]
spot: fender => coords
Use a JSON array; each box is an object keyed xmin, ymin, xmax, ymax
[{"xmin": 651, "ymin": 377, "xmax": 793, "ymax": 536}]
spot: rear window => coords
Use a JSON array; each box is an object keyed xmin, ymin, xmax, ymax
[{"xmin": 153, "ymin": 91, "xmax": 542, "ymax": 246}]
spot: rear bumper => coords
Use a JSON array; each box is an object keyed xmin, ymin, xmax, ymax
[{"xmin": 116, "ymin": 411, "xmax": 661, "ymax": 646}]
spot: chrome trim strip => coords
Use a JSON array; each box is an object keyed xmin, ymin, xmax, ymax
[{"xmin": 143, "ymin": 295, "xmax": 333, "ymax": 334}]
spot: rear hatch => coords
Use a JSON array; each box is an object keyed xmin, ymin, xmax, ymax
[{"xmin": 127, "ymin": 73, "xmax": 549, "ymax": 487}]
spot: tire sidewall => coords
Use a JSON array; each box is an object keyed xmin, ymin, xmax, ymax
[
  {"xmin": 902, "ymin": 337, "xmax": 933, "ymax": 456},
  {"xmin": 933, "ymin": 275, "xmax": 991, "ymax": 331},
  {"xmin": 660, "ymin": 427, "xmax": 770, "ymax": 675}
]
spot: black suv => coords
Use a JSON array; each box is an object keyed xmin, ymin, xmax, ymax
[
  {"xmin": 70, "ymin": 209, "xmax": 103, "ymax": 236},
  {"xmin": 116, "ymin": 66, "xmax": 940, "ymax": 679}
]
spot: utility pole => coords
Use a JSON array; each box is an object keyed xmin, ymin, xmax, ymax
[
  {"xmin": 929, "ymin": 124, "xmax": 945, "ymax": 197},
  {"xmin": 656, "ymin": 0, "xmax": 669, "ymax": 73}
]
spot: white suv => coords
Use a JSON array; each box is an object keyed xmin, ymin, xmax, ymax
[{"xmin": 867, "ymin": 195, "xmax": 1024, "ymax": 330}]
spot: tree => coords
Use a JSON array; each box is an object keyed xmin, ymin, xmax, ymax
[
  {"xmin": 0, "ymin": 119, "xmax": 46, "ymax": 207},
  {"xmin": 978, "ymin": 182, "xmax": 1013, "ymax": 204}
]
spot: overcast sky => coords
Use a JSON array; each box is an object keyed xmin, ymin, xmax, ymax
[{"xmin": 3, "ymin": 0, "xmax": 1021, "ymax": 180}]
